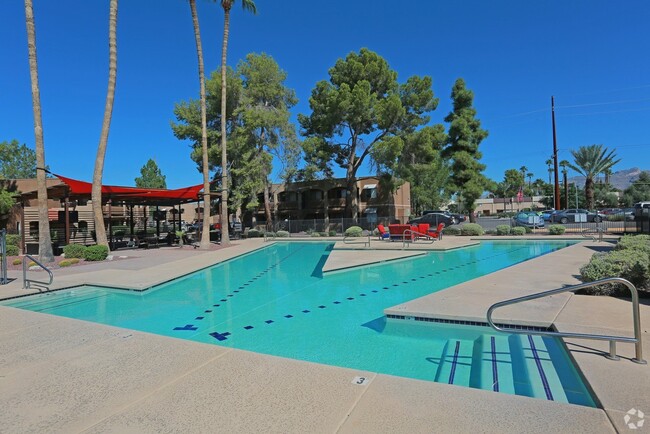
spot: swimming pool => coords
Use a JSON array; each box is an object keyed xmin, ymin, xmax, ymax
[{"xmin": 2, "ymin": 241, "xmax": 595, "ymax": 406}]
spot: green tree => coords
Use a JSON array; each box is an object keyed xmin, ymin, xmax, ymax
[
  {"xmin": 299, "ymin": 48, "xmax": 438, "ymax": 219},
  {"xmin": 92, "ymin": 0, "xmax": 118, "ymax": 250},
  {"xmin": 189, "ymin": 0, "xmax": 211, "ymax": 249},
  {"xmin": 567, "ymin": 144, "xmax": 620, "ymax": 209},
  {"xmin": 24, "ymin": 0, "xmax": 54, "ymax": 262},
  {"xmin": 0, "ymin": 140, "xmax": 38, "ymax": 178},
  {"xmin": 135, "ymin": 159, "xmax": 167, "ymax": 189},
  {"xmin": 233, "ymin": 53, "xmax": 298, "ymax": 227},
  {"xmin": 217, "ymin": 0, "xmax": 257, "ymax": 246},
  {"xmin": 495, "ymin": 169, "xmax": 525, "ymax": 198},
  {"xmin": 442, "ymin": 78, "xmax": 488, "ymax": 222},
  {"xmin": 0, "ymin": 189, "xmax": 15, "ymax": 216},
  {"xmin": 622, "ymin": 172, "xmax": 650, "ymax": 206}
]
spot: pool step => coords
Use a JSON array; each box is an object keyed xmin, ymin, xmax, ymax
[
  {"xmin": 435, "ymin": 339, "xmax": 474, "ymax": 387},
  {"xmin": 475, "ymin": 335, "xmax": 516, "ymax": 395},
  {"xmin": 512, "ymin": 334, "xmax": 569, "ymax": 403}
]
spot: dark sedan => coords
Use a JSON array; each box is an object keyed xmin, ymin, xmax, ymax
[
  {"xmin": 550, "ymin": 209, "xmax": 603, "ymax": 224},
  {"xmin": 409, "ymin": 213, "xmax": 455, "ymax": 227}
]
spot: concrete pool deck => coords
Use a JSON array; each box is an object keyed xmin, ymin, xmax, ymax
[{"xmin": 0, "ymin": 236, "xmax": 646, "ymax": 433}]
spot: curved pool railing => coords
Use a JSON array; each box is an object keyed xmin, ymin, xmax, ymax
[
  {"xmin": 487, "ymin": 277, "xmax": 646, "ymax": 364},
  {"xmin": 22, "ymin": 254, "xmax": 54, "ymax": 290}
]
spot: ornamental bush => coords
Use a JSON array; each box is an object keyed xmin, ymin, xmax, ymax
[
  {"xmin": 3, "ymin": 245, "xmax": 19, "ymax": 256},
  {"xmin": 579, "ymin": 249, "xmax": 649, "ymax": 296},
  {"xmin": 344, "ymin": 226, "xmax": 363, "ymax": 237},
  {"xmin": 615, "ymin": 234, "xmax": 650, "ymax": 255},
  {"xmin": 460, "ymin": 223, "xmax": 484, "ymax": 236},
  {"xmin": 442, "ymin": 226, "xmax": 460, "ymax": 235},
  {"xmin": 511, "ymin": 227, "xmax": 526, "ymax": 236},
  {"xmin": 311, "ymin": 232, "xmax": 321, "ymax": 237},
  {"xmin": 247, "ymin": 229, "xmax": 262, "ymax": 238},
  {"xmin": 329, "ymin": 230, "xmax": 337, "ymax": 237},
  {"xmin": 59, "ymin": 258, "xmax": 80, "ymax": 267},
  {"xmin": 276, "ymin": 230, "xmax": 290, "ymax": 238},
  {"xmin": 6, "ymin": 234, "xmax": 20, "ymax": 247},
  {"xmin": 63, "ymin": 243, "xmax": 87, "ymax": 259},
  {"xmin": 12, "ymin": 258, "xmax": 22, "ymax": 266},
  {"xmin": 548, "ymin": 225, "xmax": 566, "ymax": 235},
  {"xmin": 496, "ymin": 225, "xmax": 511, "ymax": 236},
  {"xmin": 84, "ymin": 245, "xmax": 109, "ymax": 261}
]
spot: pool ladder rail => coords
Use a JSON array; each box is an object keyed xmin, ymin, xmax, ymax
[
  {"xmin": 22, "ymin": 254, "xmax": 54, "ymax": 290},
  {"xmin": 487, "ymin": 277, "xmax": 646, "ymax": 364}
]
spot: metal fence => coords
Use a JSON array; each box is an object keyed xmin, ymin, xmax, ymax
[
  {"xmin": 473, "ymin": 214, "xmax": 640, "ymax": 235},
  {"xmin": 260, "ymin": 216, "xmax": 400, "ymax": 234}
]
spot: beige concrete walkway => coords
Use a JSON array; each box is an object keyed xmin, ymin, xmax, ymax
[{"xmin": 0, "ymin": 236, "xmax": 645, "ymax": 433}]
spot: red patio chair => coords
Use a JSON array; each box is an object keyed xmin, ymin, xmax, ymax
[{"xmin": 428, "ymin": 222, "xmax": 445, "ymax": 240}]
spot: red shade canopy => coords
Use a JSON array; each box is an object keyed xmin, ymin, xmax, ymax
[{"xmin": 53, "ymin": 174, "xmax": 206, "ymax": 204}]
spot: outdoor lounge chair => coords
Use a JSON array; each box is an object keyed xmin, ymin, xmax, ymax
[
  {"xmin": 376, "ymin": 224, "xmax": 390, "ymax": 240},
  {"xmin": 428, "ymin": 222, "xmax": 445, "ymax": 240},
  {"xmin": 388, "ymin": 224, "xmax": 415, "ymax": 241}
]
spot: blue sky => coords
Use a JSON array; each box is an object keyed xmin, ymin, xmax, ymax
[{"xmin": 2, "ymin": 0, "xmax": 649, "ymax": 189}]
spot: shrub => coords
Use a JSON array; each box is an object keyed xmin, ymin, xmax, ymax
[
  {"xmin": 580, "ymin": 249, "xmax": 650, "ymax": 296},
  {"xmin": 59, "ymin": 258, "xmax": 80, "ymax": 267},
  {"xmin": 276, "ymin": 230, "xmax": 290, "ymax": 238},
  {"xmin": 247, "ymin": 229, "xmax": 262, "ymax": 238},
  {"xmin": 496, "ymin": 225, "xmax": 511, "ymax": 236},
  {"xmin": 460, "ymin": 224, "xmax": 484, "ymax": 236},
  {"xmin": 84, "ymin": 245, "xmax": 109, "ymax": 261},
  {"xmin": 329, "ymin": 230, "xmax": 337, "ymax": 237},
  {"xmin": 311, "ymin": 232, "xmax": 321, "ymax": 237},
  {"xmin": 511, "ymin": 227, "xmax": 526, "ymax": 236},
  {"xmin": 524, "ymin": 226, "xmax": 533, "ymax": 234},
  {"xmin": 3, "ymin": 245, "xmax": 19, "ymax": 256},
  {"xmin": 6, "ymin": 234, "xmax": 20, "ymax": 247},
  {"xmin": 442, "ymin": 226, "xmax": 460, "ymax": 235},
  {"xmin": 63, "ymin": 243, "xmax": 87, "ymax": 259},
  {"xmin": 484, "ymin": 229, "xmax": 495, "ymax": 235},
  {"xmin": 548, "ymin": 225, "xmax": 566, "ymax": 235},
  {"xmin": 615, "ymin": 234, "xmax": 650, "ymax": 255},
  {"xmin": 13, "ymin": 258, "xmax": 22, "ymax": 266},
  {"xmin": 344, "ymin": 226, "xmax": 363, "ymax": 237}
]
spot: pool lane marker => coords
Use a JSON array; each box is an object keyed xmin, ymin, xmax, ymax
[{"xmin": 199, "ymin": 245, "xmax": 541, "ymax": 341}]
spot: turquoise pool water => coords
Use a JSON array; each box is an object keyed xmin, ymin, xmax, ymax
[{"xmin": 2, "ymin": 241, "xmax": 595, "ymax": 406}]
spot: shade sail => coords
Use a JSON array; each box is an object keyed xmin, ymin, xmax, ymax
[{"xmin": 51, "ymin": 174, "xmax": 207, "ymax": 204}]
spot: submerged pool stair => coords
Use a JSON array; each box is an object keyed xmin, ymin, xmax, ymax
[{"xmin": 433, "ymin": 334, "xmax": 570, "ymax": 403}]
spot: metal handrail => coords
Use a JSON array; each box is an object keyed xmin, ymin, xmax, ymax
[
  {"xmin": 343, "ymin": 234, "xmax": 370, "ymax": 247},
  {"xmin": 487, "ymin": 277, "xmax": 646, "ymax": 364},
  {"xmin": 582, "ymin": 227, "xmax": 605, "ymax": 242},
  {"xmin": 263, "ymin": 231, "xmax": 276, "ymax": 242},
  {"xmin": 401, "ymin": 229, "xmax": 437, "ymax": 248},
  {"xmin": 22, "ymin": 254, "xmax": 54, "ymax": 290}
]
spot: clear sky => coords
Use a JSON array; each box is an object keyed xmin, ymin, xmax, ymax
[{"xmin": 2, "ymin": 0, "xmax": 649, "ymax": 189}]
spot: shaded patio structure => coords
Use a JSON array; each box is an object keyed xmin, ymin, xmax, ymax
[{"xmin": 17, "ymin": 174, "xmax": 219, "ymax": 253}]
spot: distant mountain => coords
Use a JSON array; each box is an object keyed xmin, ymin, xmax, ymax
[{"xmin": 567, "ymin": 168, "xmax": 649, "ymax": 191}]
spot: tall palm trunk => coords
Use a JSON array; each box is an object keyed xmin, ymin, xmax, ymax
[
  {"xmin": 190, "ymin": 0, "xmax": 211, "ymax": 249},
  {"xmin": 585, "ymin": 177, "xmax": 595, "ymax": 210},
  {"xmin": 92, "ymin": 0, "xmax": 118, "ymax": 249},
  {"xmin": 24, "ymin": 0, "xmax": 53, "ymax": 262},
  {"xmin": 219, "ymin": 6, "xmax": 231, "ymax": 246}
]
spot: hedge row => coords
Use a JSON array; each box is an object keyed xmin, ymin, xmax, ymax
[
  {"xmin": 579, "ymin": 235, "xmax": 650, "ymax": 296},
  {"xmin": 62, "ymin": 244, "xmax": 109, "ymax": 261}
]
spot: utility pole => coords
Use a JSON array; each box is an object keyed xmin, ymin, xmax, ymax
[{"xmin": 551, "ymin": 96, "xmax": 561, "ymax": 210}]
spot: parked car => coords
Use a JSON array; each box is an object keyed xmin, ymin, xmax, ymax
[
  {"xmin": 422, "ymin": 210, "xmax": 464, "ymax": 224},
  {"xmin": 550, "ymin": 209, "xmax": 603, "ymax": 224},
  {"xmin": 409, "ymin": 213, "xmax": 455, "ymax": 227},
  {"xmin": 539, "ymin": 209, "xmax": 557, "ymax": 221},
  {"xmin": 512, "ymin": 211, "xmax": 545, "ymax": 228}
]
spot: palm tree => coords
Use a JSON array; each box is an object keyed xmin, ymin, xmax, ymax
[
  {"xmin": 92, "ymin": 0, "xmax": 118, "ymax": 249},
  {"xmin": 24, "ymin": 0, "xmax": 54, "ymax": 262},
  {"xmin": 526, "ymin": 172, "xmax": 533, "ymax": 194},
  {"xmin": 189, "ymin": 0, "xmax": 212, "ymax": 249},
  {"xmin": 217, "ymin": 0, "xmax": 256, "ymax": 247},
  {"xmin": 567, "ymin": 144, "xmax": 620, "ymax": 210}
]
